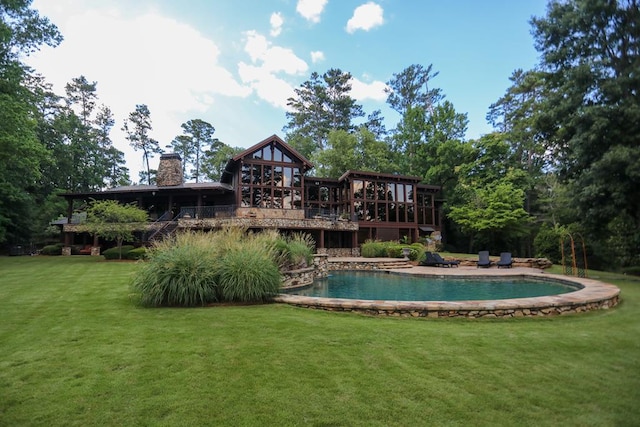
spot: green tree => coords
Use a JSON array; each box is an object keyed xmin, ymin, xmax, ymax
[
  {"xmin": 284, "ymin": 68, "xmax": 364, "ymax": 157},
  {"xmin": 95, "ymin": 105, "xmax": 129, "ymax": 188},
  {"xmin": 201, "ymin": 142, "xmax": 243, "ymax": 181},
  {"xmin": 314, "ymin": 128, "xmax": 397, "ymax": 178},
  {"xmin": 385, "ymin": 63, "xmax": 443, "ymax": 115},
  {"xmin": 122, "ymin": 104, "xmax": 160, "ymax": 185},
  {"xmin": 448, "ymin": 181, "xmax": 532, "ymax": 252},
  {"xmin": 0, "ymin": 0, "xmax": 61, "ymax": 244},
  {"xmin": 83, "ymin": 200, "xmax": 148, "ymax": 259},
  {"xmin": 172, "ymin": 119, "xmax": 216, "ymax": 182},
  {"xmin": 530, "ymin": 0, "xmax": 640, "ymax": 266}
]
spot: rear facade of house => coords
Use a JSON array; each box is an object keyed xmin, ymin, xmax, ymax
[{"xmin": 60, "ymin": 135, "xmax": 443, "ymax": 255}]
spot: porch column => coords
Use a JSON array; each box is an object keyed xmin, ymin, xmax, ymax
[{"xmin": 319, "ymin": 229, "xmax": 325, "ymax": 249}]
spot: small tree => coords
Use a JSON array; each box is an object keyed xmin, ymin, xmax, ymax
[{"xmin": 83, "ymin": 200, "xmax": 148, "ymax": 259}]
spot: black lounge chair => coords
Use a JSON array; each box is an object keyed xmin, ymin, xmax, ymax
[
  {"xmin": 419, "ymin": 252, "xmax": 439, "ymax": 267},
  {"xmin": 432, "ymin": 252, "xmax": 459, "ymax": 268},
  {"xmin": 497, "ymin": 252, "xmax": 513, "ymax": 268},
  {"xmin": 477, "ymin": 251, "xmax": 493, "ymax": 268}
]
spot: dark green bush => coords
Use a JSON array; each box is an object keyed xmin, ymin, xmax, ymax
[
  {"xmin": 41, "ymin": 244, "xmax": 63, "ymax": 256},
  {"xmin": 102, "ymin": 245, "xmax": 135, "ymax": 260},
  {"xmin": 218, "ymin": 248, "xmax": 281, "ymax": 302},
  {"xmin": 534, "ymin": 224, "xmax": 563, "ymax": 263},
  {"xmin": 126, "ymin": 247, "xmax": 147, "ymax": 260},
  {"xmin": 131, "ymin": 243, "xmax": 219, "ymax": 307}
]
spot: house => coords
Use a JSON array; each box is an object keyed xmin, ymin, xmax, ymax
[{"xmin": 59, "ymin": 135, "xmax": 442, "ymax": 255}]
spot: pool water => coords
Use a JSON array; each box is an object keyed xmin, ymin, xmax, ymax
[{"xmin": 285, "ymin": 271, "xmax": 578, "ymax": 301}]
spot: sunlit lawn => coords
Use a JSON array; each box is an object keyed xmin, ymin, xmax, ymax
[{"xmin": 1, "ymin": 256, "xmax": 639, "ymax": 426}]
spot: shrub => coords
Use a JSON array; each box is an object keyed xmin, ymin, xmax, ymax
[
  {"xmin": 534, "ymin": 224, "xmax": 563, "ymax": 264},
  {"xmin": 41, "ymin": 244, "xmax": 63, "ymax": 256},
  {"xmin": 385, "ymin": 245, "xmax": 403, "ymax": 258},
  {"xmin": 102, "ymin": 245, "xmax": 135, "ymax": 260},
  {"xmin": 218, "ymin": 247, "xmax": 281, "ymax": 302},
  {"xmin": 130, "ymin": 241, "xmax": 219, "ymax": 307},
  {"xmin": 361, "ymin": 240, "xmax": 389, "ymax": 258},
  {"xmin": 126, "ymin": 247, "xmax": 147, "ymax": 260}
]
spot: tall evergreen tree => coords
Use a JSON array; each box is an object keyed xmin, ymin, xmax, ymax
[
  {"xmin": 284, "ymin": 68, "xmax": 364, "ymax": 158},
  {"xmin": 122, "ymin": 104, "xmax": 160, "ymax": 185}
]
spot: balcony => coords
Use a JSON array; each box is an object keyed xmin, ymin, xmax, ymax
[{"xmin": 176, "ymin": 205, "xmax": 358, "ymax": 231}]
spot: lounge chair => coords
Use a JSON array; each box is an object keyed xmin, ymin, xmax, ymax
[
  {"xmin": 419, "ymin": 252, "xmax": 439, "ymax": 267},
  {"xmin": 497, "ymin": 252, "xmax": 513, "ymax": 268},
  {"xmin": 477, "ymin": 251, "xmax": 493, "ymax": 268},
  {"xmin": 432, "ymin": 252, "xmax": 459, "ymax": 268}
]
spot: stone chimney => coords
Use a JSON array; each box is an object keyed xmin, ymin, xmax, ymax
[{"xmin": 156, "ymin": 153, "xmax": 183, "ymax": 187}]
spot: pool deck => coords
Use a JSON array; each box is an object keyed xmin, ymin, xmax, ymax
[{"xmin": 274, "ymin": 259, "xmax": 621, "ymax": 318}]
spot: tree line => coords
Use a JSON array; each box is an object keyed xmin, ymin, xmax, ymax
[{"xmin": 1, "ymin": 0, "xmax": 638, "ymax": 270}]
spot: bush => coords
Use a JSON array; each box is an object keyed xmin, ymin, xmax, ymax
[
  {"xmin": 131, "ymin": 241, "xmax": 219, "ymax": 307},
  {"xmin": 41, "ymin": 243, "xmax": 63, "ymax": 256},
  {"xmin": 130, "ymin": 228, "xmax": 286, "ymax": 307},
  {"xmin": 103, "ymin": 245, "xmax": 135, "ymax": 260},
  {"xmin": 218, "ymin": 247, "xmax": 282, "ymax": 302},
  {"xmin": 534, "ymin": 224, "xmax": 563, "ymax": 264},
  {"xmin": 126, "ymin": 247, "xmax": 147, "ymax": 260},
  {"xmin": 361, "ymin": 240, "xmax": 390, "ymax": 258}
]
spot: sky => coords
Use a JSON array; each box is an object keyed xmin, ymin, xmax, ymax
[{"xmin": 27, "ymin": 0, "xmax": 549, "ymax": 182}]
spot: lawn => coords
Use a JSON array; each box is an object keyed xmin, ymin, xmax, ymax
[{"xmin": 1, "ymin": 256, "xmax": 639, "ymax": 426}]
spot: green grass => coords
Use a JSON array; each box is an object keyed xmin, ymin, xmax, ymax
[{"xmin": 1, "ymin": 256, "xmax": 639, "ymax": 426}]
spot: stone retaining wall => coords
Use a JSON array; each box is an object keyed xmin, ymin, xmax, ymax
[{"xmin": 277, "ymin": 295, "xmax": 619, "ymax": 319}]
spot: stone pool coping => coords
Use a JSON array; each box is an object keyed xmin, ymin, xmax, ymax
[{"xmin": 273, "ymin": 264, "xmax": 621, "ymax": 318}]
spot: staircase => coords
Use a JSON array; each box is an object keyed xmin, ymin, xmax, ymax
[
  {"xmin": 377, "ymin": 259, "xmax": 414, "ymax": 269},
  {"xmin": 146, "ymin": 211, "xmax": 178, "ymax": 245}
]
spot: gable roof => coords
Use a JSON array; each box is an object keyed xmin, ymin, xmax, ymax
[{"xmin": 221, "ymin": 134, "xmax": 314, "ymax": 183}]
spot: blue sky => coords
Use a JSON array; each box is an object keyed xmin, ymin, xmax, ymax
[{"xmin": 28, "ymin": 0, "xmax": 549, "ymax": 181}]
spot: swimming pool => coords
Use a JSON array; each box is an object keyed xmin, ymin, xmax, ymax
[
  {"xmin": 284, "ymin": 271, "xmax": 579, "ymax": 301},
  {"xmin": 274, "ymin": 261, "xmax": 621, "ymax": 318}
]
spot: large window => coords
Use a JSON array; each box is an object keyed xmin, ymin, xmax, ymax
[
  {"xmin": 351, "ymin": 177, "xmax": 416, "ymax": 223},
  {"xmin": 240, "ymin": 142, "xmax": 302, "ymax": 208}
]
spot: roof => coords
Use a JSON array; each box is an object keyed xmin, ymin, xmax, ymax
[
  {"xmin": 60, "ymin": 182, "xmax": 234, "ymax": 198},
  {"xmin": 337, "ymin": 170, "xmax": 423, "ymax": 183},
  {"xmin": 221, "ymin": 134, "xmax": 314, "ymax": 183}
]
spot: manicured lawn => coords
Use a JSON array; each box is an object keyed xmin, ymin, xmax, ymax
[{"xmin": 1, "ymin": 256, "xmax": 639, "ymax": 426}]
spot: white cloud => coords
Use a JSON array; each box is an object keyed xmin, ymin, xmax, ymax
[
  {"xmin": 346, "ymin": 2, "xmax": 384, "ymax": 33},
  {"xmin": 296, "ymin": 0, "xmax": 328, "ymax": 23},
  {"xmin": 270, "ymin": 12, "xmax": 284, "ymax": 37},
  {"xmin": 27, "ymin": 1, "xmax": 252, "ymax": 180},
  {"xmin": 239, "ymin": 31, "xmax": 308, "ymax": 109},
  {"xmin": 243, "ymin": 31, "xmax": 308, "ymax": 74},
  {"xmin": 238, "ymin": 63, "xmax": 296, "ymax": 109},
  {"xmin": 310, "ymin": 50, "xmax": 325, "ymax": 63},
  {"xmin": 350, "ymin": 77, "xmax": 388, "ymax": 102}
]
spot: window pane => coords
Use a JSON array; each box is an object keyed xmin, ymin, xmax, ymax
[
  {"xmin": 252, "ymin": 149, "xmax": 262, "ymax": 160},
  {"xmin": 274, "ymin": 147, "xmax": 283, "ymax": 162},
  {"xmin": 241, "ymin": 164, "xmax": 251, "ymax": 184},
  {"xmin": 366, "ymin": 181, "xmax": 375, "ymax": 200},
  {"xmin": 377, "ymin": 182, "xmax": 386, "ymax": 200},
  {"xmin": 353, "ymin": 180, "xmax": 364, "ymax": 199},
  {"xmin": 397, "ymin": 184, "xmax": 405, "ymax": 202},
  {"xmin": 377, "ymin": 203, "xmax": 386, "ymax": 221},
  {"xmin": 283, "ymin": 167, "xmax": 292, "ymax": 187},
  {"xmin": 263, "ymin": 146, "xmax": 272, "ymax": 161},
  {"xmin": 274, "ymin": 166, "xmax": 283, "ymax": 186},
  {"xmin": 293, "ymin": 168, "xmax": 302, "ymax": 187},
  {"xmin": 241, "ymin": 187, "xmax": 250, "ymax": 207},
  {"xmin": 388, "ymin": 183, "xmax": 396, "ymax": 201}
]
